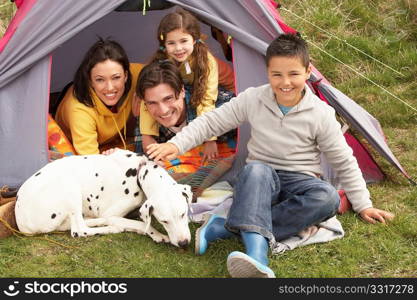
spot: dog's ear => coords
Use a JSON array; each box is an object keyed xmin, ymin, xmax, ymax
[
  {"xmin": 139, "ymin": 199, "xmax": 154, "ymax": 233},
  {"xmin": 137, "ymin": 156, "xmax": 148, "ymax": 171},
  {"xmin": 177, "ymin": 184, "xmax": 193, "ymax": 205}
]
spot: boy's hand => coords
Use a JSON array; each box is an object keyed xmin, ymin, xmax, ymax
[
  {"xmin": 147, "ymin": 143, "xmax": 179, "ymax": 162},
  {"xmin": 202, "ymin": 140, "xmax": 218, "ymax": 163},
  {"xmin": 359, "ymin": 207, "xmax": 394, "ymax": 224}
]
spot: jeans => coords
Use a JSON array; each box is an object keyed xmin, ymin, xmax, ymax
[{"xmin": 225, "ymin": 162, "xmax": 340, "ymax": 242}]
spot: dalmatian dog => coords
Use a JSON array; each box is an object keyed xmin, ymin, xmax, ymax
[{"xmin": 14, "ymin": 149, "xmax": 192, "ymax": 248}]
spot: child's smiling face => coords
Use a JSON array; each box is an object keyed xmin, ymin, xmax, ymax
[
  {"xmin": 267, "ymin": 55, "xmax": 311, "ymax": 107},
  {"xmin": 165, "ymin": 29, "xmax": 195, "ymax": 64}
]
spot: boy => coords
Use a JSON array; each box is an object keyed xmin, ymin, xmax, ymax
[{"xmin": 147, "ymin": 34, "xmax": 394, "ymax": 278}]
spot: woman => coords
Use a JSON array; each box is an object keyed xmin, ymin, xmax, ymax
[{"xmin": 55, "ymin": 38, "xmax": 143, "ymax": 155}]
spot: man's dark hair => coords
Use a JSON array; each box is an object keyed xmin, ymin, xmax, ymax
[
  {"xmin": 265, "ymin": 33, "xmax": 310, "ymax": 69},
  {"xmin": 136, "ymin": 60, "xmax": 183, "ymax": 99}
]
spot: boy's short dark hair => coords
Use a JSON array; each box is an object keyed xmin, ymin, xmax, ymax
[
  {"xmin": 265, "ymin": 33, "xmax": 310, "ymax": 69},
  {"xmin": 136, "ymin": 60, "xmax": 183, "ymax": 99}
]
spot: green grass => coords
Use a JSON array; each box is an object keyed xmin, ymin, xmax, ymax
[
  {"xmin": 0, "ymin": 0, "xmax": 14, "ymax": 37},
  {"xmin": 1, "ymin": 0, "xmax": 416, "ymax": 278}
]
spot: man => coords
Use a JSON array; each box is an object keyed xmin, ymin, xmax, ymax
[{"xmin": 133, "ymin": 60, "xmax": 236, "ymax": 164}]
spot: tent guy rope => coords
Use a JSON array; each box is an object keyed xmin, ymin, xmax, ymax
[
  {"xmin": 280, "ymin": 6, "xmax": 406, "ymax": 77},
  {"xmin": 279, "ymin": 6, "xmax": 416, "ymax": 113},
  {"xmin": 306, "ymin": 39, "xmax": 417, "ymax": 113}
]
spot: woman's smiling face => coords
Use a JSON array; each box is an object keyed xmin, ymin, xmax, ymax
[{"xmin": 90, "ymin": 59, "xmax": 127, "ymax": 106}]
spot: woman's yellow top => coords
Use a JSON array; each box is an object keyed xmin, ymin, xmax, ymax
[{"xmin": 55, "ymin": 63, "xmax": 143, "ymax": 155}]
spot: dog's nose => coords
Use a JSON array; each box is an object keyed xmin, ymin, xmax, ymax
[{"xmin": 178, "ymin": 240, "xmax": 189, "ymax": 249}]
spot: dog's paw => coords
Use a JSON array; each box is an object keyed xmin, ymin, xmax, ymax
[
  {"xmin": 71, "ymin": 231, "xmax": 88, "ymax": 238},
  {"xmin": 149, "ymin": 231, "xmax": 170, "ymax": 244}
]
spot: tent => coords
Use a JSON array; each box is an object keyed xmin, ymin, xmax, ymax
[{"xmin": 0, "ymin": 0, "xmax": 413, "ymax": 188}]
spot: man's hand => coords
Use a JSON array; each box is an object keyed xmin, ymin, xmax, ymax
[
  {"xmin": 202, "ymin": 140, "xmax": 218, "ymax": 163},
  {"xmin": 147, "ymin": 143, "xmax": 179, "ymax": 163},
  {"xmin": 359, "ymin": 207, "xmax": 395, "ymax": 224},
  {"xmin": 101, "ymin": 148, "xmax": 119, "ymax": 155}
]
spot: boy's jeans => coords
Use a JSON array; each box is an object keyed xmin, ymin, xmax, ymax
[{"xmin": 225, "ymin": 162, "xmax": 340, "ymax": 242}]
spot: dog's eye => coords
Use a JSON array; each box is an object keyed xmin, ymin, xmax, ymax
[{"xmin": 161, "ymin": 220, "xmax": 168, "ymax": 224}]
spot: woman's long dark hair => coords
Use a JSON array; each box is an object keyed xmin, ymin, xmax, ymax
[{"xmin": 73, "ymin": 38, "xmax": 132, "ymax": 107}]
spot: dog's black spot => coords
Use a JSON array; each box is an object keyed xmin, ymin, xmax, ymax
[
  {"xmin": 136, "ymin": 153, "xmax": 141, "ymax": 157},
  {"xmin": 136, "ymin": 177, "xmax": 142, "ymax": 189},
  {"xmin": 125, "ymin": 188, "xmax": 129, "ymax": 195},
  {"xmin": 84, "ymin": 232, "xmax": 87, "ymax": 235},
  {"xmin": 90, "ymin": 194, "xmax": 93, "ymax": 197},
  {"xmin": 126, "ymin": 154, "xmax": 132, "ymax": 158},
  {"xmin": 122, "ymin": 180, "xmax": 126, "ymax": 185},
  {"xmin": 153, "ymin": 165, "xmax": 158, "ymax": 169},
  {"xmin": 73, "ymin": 232, "xmax": 78, "ymax": 237},
  {"xmin": 82, "ymin": 213, "xmax": 85, "ymax": 218},
  {"xmin": 101, "ymin": 186, "xmax": 104, "ymax": 191},
  {"xmin": 87, "ymin": 197, "xmax": 90, "ymax": 202},
  {"xmin": 143, "ymin": 169, "xmax": 149, "ymax": 181},
  {"xmin": 125, "ymin": 168, "xmax": 137, "ymax": 177},
  {"xmin": 95, "ymin": 195, "xmax": 99, "ymax": 199},
  {"xmin": 134, "ymin": 191, "xmax": 139, "ymax": 197},
  {"xmin": 35, "ymin": 172, "xmax": 41, "ymax": 176},
  {"xmin": 145, "ymin": 204, "xmax": 147, "ymax": 208},
  {"xmin": 182, "ymin": 192, "xmax": 189, "ymax": 202},
  {"xmin": 95, "ymin": 173, "xmax": 99, "ymax": 177},
  {"xmin": 84, "ymin": 157, "xmax": 88, "ymax": 159},
  {"xmin": 89, "ymin": 206, "xmax": 92, "ymax": 210},
  {"xmin": 51, "ymin": 213, "xmax": 56, "ymax": 219},
  {"xmin": 160, "ymin": 175, "xmax": 162, "ymax": 178}
]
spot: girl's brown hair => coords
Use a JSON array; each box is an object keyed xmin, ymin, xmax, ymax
[{"xmin": 154, "ymin": 8, "xmax": 209, "ymax": 108}]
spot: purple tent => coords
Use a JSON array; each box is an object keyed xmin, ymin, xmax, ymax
[{"xmin": 0, "ymin": 0, "xmax": 412, "ymax": 188}]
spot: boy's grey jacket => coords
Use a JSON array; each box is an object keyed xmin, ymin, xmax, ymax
[{"xmin": 169, "ymin": 84, "xmax": 372, "ymax": 213}]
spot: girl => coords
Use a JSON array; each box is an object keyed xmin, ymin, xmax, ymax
[
  {"xmin": 55, "ymin": 38, "xmax": 143, "ymax": 155},
  {"xmin": 138, "ymin": 8, "xmax": 235, "ymax": 162}
]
